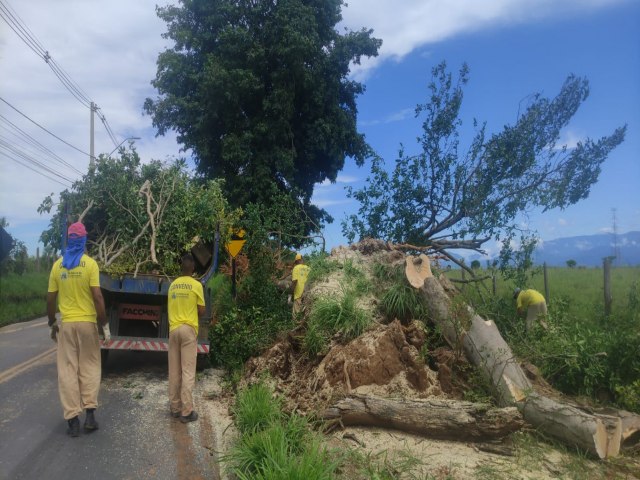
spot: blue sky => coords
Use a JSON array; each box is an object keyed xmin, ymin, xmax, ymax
[
  {"xmin": 1, "ymin": 0, "xmax": 638, "ymax": 257},
  {"xmin": 314, "ymin": 0, "xmax": 640, "ymax": 254}
]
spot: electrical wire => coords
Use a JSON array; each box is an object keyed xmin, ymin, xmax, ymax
[
  {"xmin": 0, "ymin": 150, "xmax": 71, "ymax": 187},
  {"xmin": 0, "ymin": 0, "xmax": 121, "ymax": 144},
  {"xmin": 0, "ymin": 97, "xmax": 91, "ymax": 157},
  {"xmin": 0, "ymin": 115, "xmax": 84, "ymax": 175},
  {"xmin": 0, "ymin": 129, "xmax": 81, "ymax": 179},
  {"xmin": 0, "ymin": 138, "xmax": 76, "ymax": 183}
]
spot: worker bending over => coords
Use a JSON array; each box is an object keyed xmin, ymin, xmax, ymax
[{"xmin": 514, "ymin": 288, "xmax": 548, "ymax": 332}]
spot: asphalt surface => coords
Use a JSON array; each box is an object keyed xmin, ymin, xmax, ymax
[{"xmin": 0, "ymin": 317, "xmax": 219, "ymax": 480}]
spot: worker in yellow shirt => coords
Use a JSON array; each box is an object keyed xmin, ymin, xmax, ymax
[
  {"xmin": 291, "ymin": 253, "xmax": 310, "ymax": 318},
  {"xmin": 168, "ymin": 253, "xmax": 205, "ymax": 423},
  {"xmin": 514, "ymin": 288, "xmax": 548, "ymax": 332},
  {"xmin": 47, "ymin": 222, "xmax": 108, "ymax": 437}
]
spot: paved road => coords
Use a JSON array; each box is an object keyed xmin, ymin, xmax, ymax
[{"xmin": 0, "ymin": 318, "xmax": 220, "ymax": 480}]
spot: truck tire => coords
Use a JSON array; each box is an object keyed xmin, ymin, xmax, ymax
[
  {"xmin": 101, "ymin": 349, "xmax": 110, "ymax": 368},
  {"xmin": 196, "ymin": 354, "xmax": 210, "ymax": 371}
]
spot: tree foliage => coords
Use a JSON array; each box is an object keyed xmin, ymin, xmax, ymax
[
  {"xmin": 343, "ymin": 62, "xmax": 626, "ymax": 270},
  {"xmin": 39, "ymin": 149, "xmax": 240, "ymax": 276},
  {"xmin": 0, "ymin": 218, "xmax": 28, "ymax": 275},
  {"xmin": 144, "ymin": 0, "xmax": 381, "ymax": 231}
]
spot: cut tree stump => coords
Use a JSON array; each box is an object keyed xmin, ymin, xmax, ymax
[
  {"xmin": 321, "ymin": 394, "xmax": 524, "ymax": 441},
  {"xmin": 406, "ymin": 255, "xmax": 625, "ymax": 459}
]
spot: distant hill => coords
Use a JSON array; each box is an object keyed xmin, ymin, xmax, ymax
[{"xmin": 533, "ymin": 231, "xmax": 640, "ymax": 267}]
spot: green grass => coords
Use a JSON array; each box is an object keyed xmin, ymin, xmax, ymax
[
  {"xmin": 231, "ymin": 382, "xmax": 283, "ymax": 434},
  {"xmin": 447, "ymin": 266, "xmax": 640, "ymax": 411},
  {"xmin": 0, "ymin": 272, "xmax": 49, "ymax": 327},
  {"xmin": 447, "ymin": 265, "xmax": 640, "ymax": 319},
  {"xmin": 225, "ymin": 383, "xmax": 341, "ymax": 479},
  {"xmin": 304, "ymin": 290, "xmax": 372, "ymax": 357}
]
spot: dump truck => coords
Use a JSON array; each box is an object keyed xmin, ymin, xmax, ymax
[{"xmin": 98, "ymin": 234, "xmax": 219, "ymax": 365}]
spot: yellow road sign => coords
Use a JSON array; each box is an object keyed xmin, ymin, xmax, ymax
[
  {"xmin": 226, "ymin": 239, "xmax": 246, "ymax": 258},
  {"xmin": 226, "ymin": 228, "xmax": 246, "ymax": 258}
]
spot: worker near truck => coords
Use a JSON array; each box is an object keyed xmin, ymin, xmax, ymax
[
  {"xmin": 47, "ymin": 221, "xmax": 108, "ymax": 437},
  {"xmin": 513, "ymin": 288, "xmax": 548, "ymax": 332},
  {"xmin": 290, "ymin": 253, "xmax": 310, "ymax": 318},
  {"xmin": 167, "ymin": 253, "xmax": 205, "ymax": 423}
]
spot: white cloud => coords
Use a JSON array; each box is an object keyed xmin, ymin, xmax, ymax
[
  {"xmin": 360, "ymin": 107, "xmax": 414, "ymax": 126},
  {"xmin": 574, "ymin": 240, "xmax": 593, "ymax": 251},
  {"xmin": 557, "ymin": 218, "xmax": 568, "ymax": 226},
  {"xmin": 313, "ymin": 198, "xmax": 353, "ymax": 208},
  {"xmin": 554, "ymin": 130, "xmax": 585, "ymax": 150},
  {"xmin": 341, "ymin": 0, "xmax": 627, "ymax": 79},
  {"xmin": 316, "ymin": 174, "xmax": 359, "ymax": 187}
]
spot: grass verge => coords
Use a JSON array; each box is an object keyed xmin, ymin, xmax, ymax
[
  {"xmin": 224, "ymin": 382, "xmax": 341, "ymax": 479},
  {"xmin": 0, "ymin": 272, "xmax": 49, "ymax": 327}
]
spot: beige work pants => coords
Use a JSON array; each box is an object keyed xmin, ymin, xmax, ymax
[
  {"xmin": 57, "ymin": 322, "xmax": 101, "ymax": 420},
  {"xmin": 292, "ymin": 297, "xmax": 303, "ymax": 319},
  {"xmin": 526, "ymin": 302, "xmax": 548, "ymax": 332},
  {"xmin": 168, "ymin": 325, "xmax": 197, "ymax": 417}
]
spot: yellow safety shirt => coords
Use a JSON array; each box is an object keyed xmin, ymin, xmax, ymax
[
  {"xmin": 292, "ymin": 264, "xmax": 310, "ymax": 300},
  {"xmin": 47, "ymin": 254, "xmax": 100, "ymax": 323},
  {"xmin": 517, "ymin": 289, "xmax": 546, "ymax": 310},
  {"xmin": 168, "ymin": 276, "xmax": 205, "ymax": 334}
]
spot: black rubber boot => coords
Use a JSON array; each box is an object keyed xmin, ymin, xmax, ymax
[
  {"xmin": 84, "ymin": 409, "xmax": 99, "ymax": 431},
  {"xmin": 179, "ymin": 411, "xmax": 198, "ymax": 423},
  {"xmin": 66, "ymin": 416, "xmax": 80, "ymax": 437}
]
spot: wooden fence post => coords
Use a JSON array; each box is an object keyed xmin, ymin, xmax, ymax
[
  {"xmin": 603, "ymin": 257, "xmax": 613, "ymax": 316},
  {"xmin": 543, "ymin": 262, "xmax": 549, "ymax": 301}
]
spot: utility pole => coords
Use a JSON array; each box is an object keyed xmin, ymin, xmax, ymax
[
  {"xmin": 89, "ymin": 102, "xmax": 95, "ymax": 169},
  {"xmin": 611, "ymin": 208, "xmax": 620, "ymax": 265}
]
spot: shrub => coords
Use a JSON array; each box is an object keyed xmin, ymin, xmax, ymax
[{"xmin": 303, "ymin": 290, "xmax": 371, "ymax": 357}]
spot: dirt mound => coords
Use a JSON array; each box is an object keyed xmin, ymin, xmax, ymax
[
  {"xmin": 244, "ymin": 320, "xmax": 445, "ymax": 413},
  {"xmin": 314, "ymin": 320, "xmax": 441, "ymax": 398},
  {"xmin": 242, "ymin": 239, "xmax": 457, "ymax": 412}
]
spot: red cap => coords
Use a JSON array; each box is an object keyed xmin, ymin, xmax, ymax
[{"xmin": 67, "ymin": 222, "xmax": 87, "ymax": 237}]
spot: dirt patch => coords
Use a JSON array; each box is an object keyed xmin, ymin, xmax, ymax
[{"xmin": 314, "ymin": 320, "xmax": 441, "ymax": 397}]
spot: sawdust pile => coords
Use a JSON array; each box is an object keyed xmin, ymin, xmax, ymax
[{"xmin": 242, "ymin": 239, "xmax": 466, "ymax": 413}]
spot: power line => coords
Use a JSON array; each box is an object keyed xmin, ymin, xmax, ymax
[
  {"xmin": 0, "ymin": 114, "xmax": 84, "ymax": 175},
  {"xmin": 0, "ymin": 129, "xmax": 81, "ymax": 178},
  {"xmin": 0, "ymin": 138, "xmax": 75, "ymax": 184},
  {"xmin": 0, "ymin": 0, "xmax": 92, "ymax": 107},
  {"xmin": 0, "ymin": 0, "xmax": 121, "ymax": 145},
  {"xmin": 0, "ymin": 150, "xmax": 71, "ymax": 188},
  {"xmin": 0, "ymin": 97, "xmax": 90, "ymax": 156}
]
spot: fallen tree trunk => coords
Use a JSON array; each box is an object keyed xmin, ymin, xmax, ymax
[
  {"xmin": 321, "ymin": 394, "xmax": 524, "ymax": 441},
  {"xmin": 405, "ymin": 255, "xmax": 624, "ymax": 459}
]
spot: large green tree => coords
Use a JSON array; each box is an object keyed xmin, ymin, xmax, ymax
[
  {"xmin": 343, "ymin": 62, "xmax": 626, "ymax": 271},
  {"xmin": 144, "ymin": 0, "xmax": 381, "ymax": 229}
]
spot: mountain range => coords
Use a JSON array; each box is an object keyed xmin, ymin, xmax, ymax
[{"xmin": 532, "ymin": 231, "xmax": 640, "ymax": 267}]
